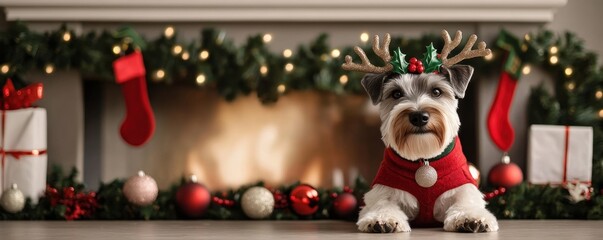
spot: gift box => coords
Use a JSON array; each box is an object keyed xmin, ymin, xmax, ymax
[
  {"xmin": 527, "ymin": 125, "xmax": 593, "ymax": 185},
  {"xmin": 0, "ymin": 108, "xmax": 47, "ymax": 203}
]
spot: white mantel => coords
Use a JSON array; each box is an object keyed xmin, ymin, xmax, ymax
[{"xmin": 4, "ymin": 0, "xmax": 566, "ymax": 22}]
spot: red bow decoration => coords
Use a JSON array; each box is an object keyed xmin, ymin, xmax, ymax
[
  {"xmin": 46, "ymin": 185, "xmax": 98, "ymax": 220},
  {"xmin": 1, "ymin": 79, "xmax": 44, "ymax": 110}
]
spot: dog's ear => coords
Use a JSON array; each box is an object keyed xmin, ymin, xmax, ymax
[
  {"xmin": 361, "ymin": 73, "xmax": 388, "ymax": 105},
  {"xmin": 441, "ymin": 65, "xmax": 474, "ymax": 99}
]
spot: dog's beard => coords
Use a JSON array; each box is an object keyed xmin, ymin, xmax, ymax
[{"xmin": 382, "ymin": 101, "xmax": 458, "ymax": 161}]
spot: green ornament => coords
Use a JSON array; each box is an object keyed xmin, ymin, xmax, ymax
[
  {"xmin": 391, "ymin": 47, "xmax": 409, "ymax": 74},
  {"xmin": 422, "ymin": 43, "xmax": 442, "ymax": 73}
]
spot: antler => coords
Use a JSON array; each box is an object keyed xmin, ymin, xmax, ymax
[
  {"xmin": 440, "ymin": 30, "xmax": 491, "ymax": 67},
  {"xmin": 341, "ymin": 34, "xmax": 393, "ymax": 74}
]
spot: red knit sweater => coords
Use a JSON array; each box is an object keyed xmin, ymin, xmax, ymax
[{"xmin": 372, "ymin": 138, "xmax": 477, "ymax": 227}]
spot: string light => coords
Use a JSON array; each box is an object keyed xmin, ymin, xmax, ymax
[
  {"xmin": 284, "ymin": 63, "xmax": 294, "ymax": 72},
  {"xmin": 199, "ymin": 50, "xmax": 209, "ymax": 60},
  {"xmin": 360, "ymin": 32, "xmax": 370, "ymax": 43},
  {"xmin": 262, "ymin": 34, "xmax": 273, "ymax": 43},
  {"xmin": 283, "ymin": 49, "xmax": 292, "ymax": 58},
  {"xmin": 153, "ymin": 69, "xmax": 165, "ymax": 81},
  {"xmin": 566, "ymin": 81, "xmax": 575, "ymax": 91},
  {"xmin": 564, "ymin": 67, "xmax": 573, "ymax": 76},
  {"xmin": 330, "ymin": 49, "xmax": 341, "ymax": 58},
  {"xmin": 599, "ymin": 109, "xmax": 603, "ymax": 118},
  {"xmin": 62, "ymin": 32, "xmax": 71, "ymax": 42},
  {"xmin": 549, "ymin": 46, "xmax": 558, "ymax": 54},
  {"xmin": 196, "ymin": 74, "xmax": 206, "ymax": 85},
  {"xmin": 524, "ymin": 33, "xmax": 531, "ymax": 42},
  {"xmin": 549, "ymin": 56, "xmax": 559, "ymax": 65},
  {"xmin": 164, "ymin": 26, "xmax": 175, "ymax": 38},
  {"xmin": 339, "ymin": 75, "xmax": 349, "ymax": 85},
  {"xmin": 320, "ymin": 54, "xmax": 329, "ymax": 62},
  {"xmin": 522, "ymin": 65, "xmax": 531, "ymax": 75},
  {"xmin": 484, "ymin": 53, "xmax": 494, "ymax": 61},
  {"xmin": 44, "ymin": 64, "xmax": 55, "ymax": 74},
  {"xmin": 0, "ymin": 64, "xmax": 9, "ymax": 74},
  {"xmin": 596, "ymin": 90, "xmax": 603, "ymax": 100},
  {"xmin": 181, "ymin": 51, "xmax": 190, "ymax": 60},
  {"xmin": 521, "ymin": 44, "xmax": 528, "ymax": 52},
  {"xmin": 172, "ymin": 45, "xmax": 183, "ymax": 55},
  {"xmin": 112, "ymin": 45, "xmax": 122, "ymax": 55},
  {"xmin": 277, "ymin": 84, "xmax": 286, "ymax": 94},
  {"xmin": 259, "ymin": 65, "xmax": 268, "ymax": 76}
]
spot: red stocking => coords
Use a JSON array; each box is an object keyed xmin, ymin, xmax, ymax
[
  {"xmin": 487, "ymin": 71, "xmax": 517, "ymax": 151},
  {"xmin": 112, "ymin": 51, "xmax": 155, "ymax": 146}
]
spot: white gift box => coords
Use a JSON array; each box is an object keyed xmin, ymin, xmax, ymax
[
  {"xmin": 527, "ymin": 125, "xmax": 592, "ymax": 185},
  {"xmin": 0, "ymin": 108, "xmax": 47, "ymax": 203}
]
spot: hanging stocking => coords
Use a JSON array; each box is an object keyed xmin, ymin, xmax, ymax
[{"xmin": 112, "ymin": 51, "xmax": 155, "ymax": 146}]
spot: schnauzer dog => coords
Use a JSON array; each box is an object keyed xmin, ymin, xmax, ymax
[{"xmin": 342, "ymin": 30, "xmax": 498, "ymax": 233}]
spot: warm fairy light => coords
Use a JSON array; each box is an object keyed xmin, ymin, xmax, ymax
[
  {"xmin": 549, "ymin": 46, "xmax": 558, "ymax": 54},
  {"xmin": 283, "ymin": 49, "xmax": 292, "ymax": 58},
  {"xmin": 599, "ymin": 109, "xmax": 603, "ymax": 118},
  {"xmin": 262, "ymin": 34, "xmax": 273, "ymax": 43},
  {"xmin": 196, "ymin": 74, "xmax": 206, "ymax": 85},
  {"xmin": 199, "ymin": 50, "xmax": 210, "ymax": 60},
  {"xmin": 564, "ymin": 67, "xmax": 573, "ymax": 76},
  {"xmin": 155, "ymin": 69, "xmax": 165, "ymax": 80},
  {"xmin": 524, "ymin": 33, "xmax": 531, "ymax": 42},
  {"xmin": 484, "ymin": 53, "xmax": 493, "ymax": 61},
  {"xmin": 330, "ymin": 49, "xmax": 341, "ymax": 58},
  {"xmin": 62, "ymin": 32, "xmax": 71, "ymax": 42},
  {"xmin": 112, "ymin": 45, "xmax": 122, "ymax": 55},
  {"xmin": 285, "ymin": 63, "xmax": 294, "ymax": 72},
  {"xmin": 320, "ymin": 54, "xmax": 329, "ymax": 62},
  {"xmin": 164, "ymin": 26, "xmax": 175, "ymax": 38},
  {"xmin": 521, "ymin": 44, "xmax": 528, "ymax": 52},
  {"xmin": 181, "ymin": 51, "xmax": 190, "ymax": 60},
  {"xmin": 596, "ymin": 90, "xmax": 603, "ymax": 100},
  {"xmin": 360, "ymin": 32, "xmax": 370, "ymax": 43},
  {"xmin": 277, "ymin": 84, "xmax": 286, "ymax": 94},
  {"xmin": 339, "ymin": 75, "xmax": 349, "ymax": 84},
  {"xmin": 522, "ymin": 65, "xmax": 531, "ymax": 75},
  {"xmin": 259, "ymin": 65, "xmax": 268, "ymax": 76},
  {"xmin": 566, "ymin": 81, "xmax": 575, "ymax": 91},
  {"xmin": 172, "ymin": 45, "xmax": 183, "ymax": 55},
  {"xmin": 549, "ymin": 56, "xmax": 559, "ymax": 65},
  {"xmin": 44, "ymin": 64, "xmax": 55, "ymax": 74},
  {"xmin": 0, "ymin": 64, "xmax": 9, "ymax": 74}
]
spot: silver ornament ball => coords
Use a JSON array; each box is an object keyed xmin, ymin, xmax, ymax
[
  {"xmin": 415, "ymin": 163, "xmax": 438, "ymax": 188},
  {"xmin": 241, "ymin": 186, "xmax": 275, "ymax": 219},
  {"xmin": 123, "ymin": 171, "xmax": 159, "ymax": 206},
  {"xmin": 1, "ymin": 184, "xmax": 25, "ymax": 213}
]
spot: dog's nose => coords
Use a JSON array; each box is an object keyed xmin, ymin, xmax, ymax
[{"xmin": 409, "ymin": 111, "xmax": 430, "ymax": 127}]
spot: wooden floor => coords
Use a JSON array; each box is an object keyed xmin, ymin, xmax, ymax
[{"xmin": 0, "ymin": 220, "xmax": 601, "ymax": 239}]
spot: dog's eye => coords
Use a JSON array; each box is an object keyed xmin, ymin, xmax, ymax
[
  {"xmin": 391, "ymin": 90, "xmax": 403, "ymax": 99},
  {"xmin": 431, "ymin": 88, "xmax": 442, "ymax": 97}
]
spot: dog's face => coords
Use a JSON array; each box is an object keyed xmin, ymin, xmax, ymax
[{"xmin": 362, "ymin": 65, "xmax": 474, "ymax": 161}]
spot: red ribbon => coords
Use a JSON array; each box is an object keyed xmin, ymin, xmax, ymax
[
  {"xmin": 1, "ymin": 79, "xmax": 47, "ymax": 190},
  {"xmin": 560, "ymin": 126, "xmax": 590, "ymax": 185},
  {"xmin": 1, "ymin": 79, "xmax": 44, "ymax": 110}
]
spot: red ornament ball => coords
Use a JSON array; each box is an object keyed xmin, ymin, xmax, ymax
[
  {"xmin": 488, "ymin": 162, "xmax": 523, "ymax": 188},
  {"xmin": 333, "ymin": 192, "xmax": 357, "ymax": 217},
  {"xmin": 176, "ymin": 182, "xmax": 211, "ymax": 218},
  {"xmin": 289, "ymin": 184, "xmax": 320, "ymax": 216}
]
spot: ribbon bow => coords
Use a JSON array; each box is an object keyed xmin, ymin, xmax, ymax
[{"xmin": 1, "ymin": 79, "xmax": 44, "ymax": 110}]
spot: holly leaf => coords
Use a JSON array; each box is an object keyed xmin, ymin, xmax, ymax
[
  {"xmin": 422, "ymin": 43, "xmax": 442, "ymax": 73},
  {"xmin": 391, "ymin": 47, "xmax": 408, "ymax": 74}
]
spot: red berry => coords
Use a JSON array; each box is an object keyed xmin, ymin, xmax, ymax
[
  {"xmin": 437, "ymin": 53, "xmax": 441, "ymax": 59},
  {"xmin": 409, "ymin": 57, "xmax": 417, "ymax": 64},
  {"xmin": 416, "ymin": 61, "xmax": 423, "ymax": 66},
  {"xmin": 408, "ymin": 64, "xmax": 417, "ymax": 73},
  {"xmin": 417, "ymin": 66, "xmax": 425, "ymax": 73}
]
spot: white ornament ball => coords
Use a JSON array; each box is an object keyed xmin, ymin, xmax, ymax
[
  {"xmin": 241, "ymin": 186, "xmax": 275, "ymax": 219},
  {"xmin": 123, "ymin": 171, "xmax": 158, "ymax": 206},
  {"xmin": 415, "ymin": 163, "xmax": 438, "ymax": 188},
  {"xmin": 1, "ymin": 184, "xmax": 25, "ymax": 213}
]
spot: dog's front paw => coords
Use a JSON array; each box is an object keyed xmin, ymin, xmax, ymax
[
  {"xmin": 443, "ymin": 208, "xmax": 498, "ymax": 233},
  {"xmin": 357, "ymin": 214, "xmax": 411, "ymax": 233}
]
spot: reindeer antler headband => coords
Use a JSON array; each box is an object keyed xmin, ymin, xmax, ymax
[{"xmin": 341, "ymin": 30, "xmax": 492, "ymax": 75}]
